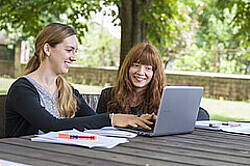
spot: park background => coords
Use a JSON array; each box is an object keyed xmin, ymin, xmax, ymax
[{"xmin": 0, "ymin": 0, "xmax": 249, "ymax": 121}]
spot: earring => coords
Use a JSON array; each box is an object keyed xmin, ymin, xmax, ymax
[{"xmin": 47, "ymin": 53, "xmax": 50, "ymax": 56}]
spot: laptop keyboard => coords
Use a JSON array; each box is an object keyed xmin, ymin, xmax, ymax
[{"xmin": 127, "ymin": 125, "xmax": 154, "ymax": 132}]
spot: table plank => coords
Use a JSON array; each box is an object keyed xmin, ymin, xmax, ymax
[
  {"xmin": 0, "ymin": 138, "xmax": 184, "ymax": 166},
  {"xmin": 0, "ymin": 129, "xmax": 249, "ymax": 166},
  {"xmin": 193, "ymin": 129, "xmax": 250, "ymax": 141},
  {"xmin": 180, "ymin": 130, "xmax": 250, "ymax": 144},
  {"xmin": 119, "ymin": 140, "xmax": 250, "ymax": 165},
  {"xmin": 150, "ymin": 134, "xmax": 250, "ymax": 151},
  {"xmin": 129, "ymin": 137, "xmax": 250, "ymax": 158},
  {"xmin": 0, "ymin": 142, "xmax": 130, "ymax": 166}
]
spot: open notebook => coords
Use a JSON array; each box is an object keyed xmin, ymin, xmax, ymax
[{"xmin": 117, "ymin": 86, "xmax": 204, "ymax": 136}]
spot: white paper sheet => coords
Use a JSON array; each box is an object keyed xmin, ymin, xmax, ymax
[
  {"xmin": 195, "ymin": 120, "xmax": 250, "ymax": 135},
  {"xmin": 31, "ymin": 129, "xmax": 128, "ymax": 148},
  {"xmin": 84, "ymin": 127, "xmax": 137, "ymax": 138},
  {"xmin": 0, "ymin": 159, "xmax": 30, "ymax": 166}
]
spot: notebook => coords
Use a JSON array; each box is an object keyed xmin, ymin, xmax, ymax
[{"xmin": 116, "ymin": 86, "xmax": 204, "ymax": 136}]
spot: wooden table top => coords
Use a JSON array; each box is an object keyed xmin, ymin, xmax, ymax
[{"xmin": 0, "ymin": 129, "xmax": 249, "ymax": 166}]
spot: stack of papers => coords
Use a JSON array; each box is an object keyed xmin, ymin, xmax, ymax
[
  {"xmin": 31, "ymin": 128, "xmax": 131, "ymax": 148},
  {"xmin": 195, "ymin": 120, "xmax": 250, "ymax": 135},
  {"xmin": 84, "ymin": 127, "xmax": 137, "ymax": 138}
]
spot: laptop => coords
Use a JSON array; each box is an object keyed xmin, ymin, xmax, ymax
[{"xmin": 117, "ymin": 86, "xmax": 204, "ymax": 136}]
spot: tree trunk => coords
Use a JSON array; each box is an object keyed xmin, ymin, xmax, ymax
[{"xmin": 119, "ymin": 0, "xmax": 150, "ymax": 69}]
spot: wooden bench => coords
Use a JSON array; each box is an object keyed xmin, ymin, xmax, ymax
[
  {"xmin": 0, "ymin": 94, "xmax": 100, "ymax": 138},
  {"xmin": 0, "ymin": 95, "xmax": 6, "ymax": 138}
]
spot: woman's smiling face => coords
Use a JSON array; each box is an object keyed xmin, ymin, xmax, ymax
[
  {"xmin": 47, "ymin": 35, "xmax": 78, "ymax": 75},
  {"xmin": 129, "ymin": 62, "xmax": 153, "ymax": 90}
]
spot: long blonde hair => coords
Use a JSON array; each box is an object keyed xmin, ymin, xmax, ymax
[
  {"xmin": 108, "ymin": 42, "xmax": 166, "ymax": 114},
  {"xmin": 22, "ymin": 23, "xmax": 78, "ymax": 118}
]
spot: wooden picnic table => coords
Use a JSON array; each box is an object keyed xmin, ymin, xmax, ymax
[{"xmin": 0, "ymin": 129, "xmax": 249, "ymax": 166}]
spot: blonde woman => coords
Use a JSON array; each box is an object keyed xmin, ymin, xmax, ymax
[
  {"xmin": 5, "ymin": 23, "xmax": 153, "ymax": 137},
  {"xmin": 96, "ymin": 43, "xmax": 165, "ymax": 116}
]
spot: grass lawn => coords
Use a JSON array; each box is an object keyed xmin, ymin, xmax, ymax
[
  {"xmin": 1, "ymin": 77, "xmax": 250, "ymax": 121},
  {"xmin": 200, "ymin": 98, "xmax": 250, "ymax": 121},
  {"xmin": 0, "ymin": 77, "xmax": 16, "ymax": 94}
]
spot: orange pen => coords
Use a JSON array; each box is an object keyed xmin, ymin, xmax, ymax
[{"xmin": 58, "ymin": 134, "xmax": 97, "ymax": 140}]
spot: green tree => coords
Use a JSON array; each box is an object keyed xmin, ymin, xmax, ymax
[
  {"xmin": 0, "ymin": 0, "xmax": 101, "ymax": 41},
  {"xmin": 117, "ymin": 0, "xmax": 191, "ymax": 68},
  {"xmin": 216, "ymin": 0, "xmax": 250, "ymax": 47},
  {"xmin": 194, "ymin": 0, "xmax": 250, "ymax": 74},
  {"xmin": 216, "ymin": 0, "xmax": 250, "ymax": 74},
  {"xmin": 0, "ymin": 0, "xmax": 191, "ymax": 68},
  {"xmin": 165, "ymin": 0, "xmax": 250, "ymax": 74}
]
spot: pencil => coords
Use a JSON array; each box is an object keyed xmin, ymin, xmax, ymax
[{"xmin": 58, "ymin": 134, "xmax": 97, "ymax": 140}]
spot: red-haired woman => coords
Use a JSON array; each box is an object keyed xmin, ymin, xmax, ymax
[{"xmin": 96, "ymin": 43, "xmax": 165, "ymax": 117}]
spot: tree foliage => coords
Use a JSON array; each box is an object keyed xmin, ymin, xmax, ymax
[
  {"xmin": 169, "ymin": 0, "xmax": 250, "ymax": 74},
  {"xmin": 0, "ymin": 0, "xmax": 249, "ymax": 74},
  {"xmin": 0, "ymin": 0, "xmax": 102, "ymax": 42},
  {"xmin": 1, "ymin": 0, "xmax": 187, "ymax": 69},
  {"xmin": 0, "ymin": 0, "xmax": 192, "ymax": 60},
  {"xmin": 216, "ymin": 0, "xmax": 250, "ymax": 47},
  {"xmin": 140, "ymin": 0, "xmax": 188, "ymax": 48}
]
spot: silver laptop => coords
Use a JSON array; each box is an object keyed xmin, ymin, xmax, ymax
[{"xmin": 117, "ymin": 86, "xmax": 204, "ymax": 136}]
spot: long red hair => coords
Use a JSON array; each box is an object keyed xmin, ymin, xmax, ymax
[{"xmin": 108, "ymin": 42, "xmax": 166, "ymax": 114}]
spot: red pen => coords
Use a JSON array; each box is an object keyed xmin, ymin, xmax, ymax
[
  {"xmin": 222, "ymin": 123, "xmax": 241, "ymax": 127},
  {"xmin": 58, "ymin": 134, "xmax": 97, "ymax": 140}
]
